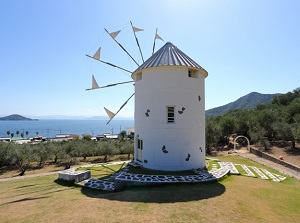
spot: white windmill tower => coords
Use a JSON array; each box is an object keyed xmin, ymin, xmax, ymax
[
  {"xmin": 132, "ymin": 42, "xmax": 208, "ymax": 171},
  {"xmin": 86, "ymin": 23, "xmax": 208, "ymax": 171}
]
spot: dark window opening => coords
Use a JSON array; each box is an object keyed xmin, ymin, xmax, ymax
[
  {"xmin": 167, "ymin": 106, "xmax": 175, "ymax": 123},
  {"xmin": 188, "ymin": 69, "xmax": 199, "ymax": 79}
]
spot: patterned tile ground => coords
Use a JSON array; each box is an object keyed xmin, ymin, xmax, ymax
[
  {"xmin": 219, "ymin": 162, "xmax": 239, "ymax": 174},
  {"xmin": 61, "ymin": 161, "xmax": 287, "ymax": 192},
  {"xmin": 79, "ymin": 178, "xmax": 115, "ymax": 191},
  {"xmin": 240, "ymin": 164, "xmax": 256, "ymax": 177},
  {"xmin": 250, "ymin": 166, "xmax": 268, "ymax": 180}
]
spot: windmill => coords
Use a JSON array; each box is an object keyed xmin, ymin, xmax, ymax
[
  {"xmin": 86, "ymin": 23, "xmax": 208, "ymax": 171},
  {"xmin": 85, "ymin": 21, "xmax": 164, "ymax": 124}
]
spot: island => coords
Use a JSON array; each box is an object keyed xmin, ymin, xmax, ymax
[{"xmin": 0, "ymin": 114, "xmax": 38, "ymax": 121}]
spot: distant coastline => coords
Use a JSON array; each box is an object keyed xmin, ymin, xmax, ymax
[{"xmin": 0, "ymin": 114, "xmax": 38, "ymax": 121}]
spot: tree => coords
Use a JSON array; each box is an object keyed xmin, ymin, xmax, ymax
[
  {"xmin": 119, "ymin": 130, "xmax": 127, "ymax": 139},
  {"xmin": 36, "ymin": 132, "xmax": 39, "ymax": 136},
  {"xmin": 21, "ymin": 132, "xmax": 24, "ymax": 138},
  {"xmin": 60, "ymin": 141, "xmax": 77, "ymax": 169},
  {"xmin": 11, "ymin": 133, "xmax": 14, "ymax": 138},
  {"xmin": 0, "ymin": 142, "xmax": 13, "ymax": 167},
  {"xmin": 25, "ymin": 131, "xmax": 29, "ymax": 138},
  {"xmin": 33, "ymin": 144, "xmax": 50, "ymax": 166},
  {"xmin": 97, "ymin": 140, "xmax": 119, "ymax": 163},
  {"xmin": 120, "ymin": 140, "xmax": 134, "ymax": 159},
  {"xmin": 220, "ymin": 116, "xmax": 236, "ymax": 144},
  {"xmin": 16, "ymin": 130, "xmax": 20, "ymax": 137},
  {"xmin": 249, "ymin": 123, "xmax": 270, "ymax": 150},
  {"xmin": 71, "ymin": 139, "xmax": 95, "ymax": 161},
  {"xmin": 206, "ymin": 118, "xmax": 222, "ymax": 154},
  {"xmin": 7, "ymin": 131, "xmax": 10, "ymax": 138},
  {"xmin": 46, "ymin": 142, "xmax": 64, "ymax": 163},
  {"xmin": 13, "ymin": 144, "xmax": 36, "ymax": 176}
]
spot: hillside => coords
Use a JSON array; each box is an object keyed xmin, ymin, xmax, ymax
[
  {"xmin": 206, "ymin": 92, "xmax": 276, "ymax": 117},
  {"xmin": 0, "ymin": 114, "xmax": 38, "ymax": 121}
]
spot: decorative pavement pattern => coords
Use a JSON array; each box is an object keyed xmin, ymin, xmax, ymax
[
  {"xmin": 64, "ymin": 161, "xmax": 287, "ymax": 192},
  {"xmin": 250, "ymin": 166, "xmax": 269, "ymax": 180},
  {"xmin": 115, "ymin": 167, "xmax": 229, "ymax": 183},
  {"xmin": 81, "ymin": 178, "xmax": 115, "ymax": 191},
  {"xmin": 219, "ymin": 162, "xmax": 239, "ymax": 174},
  {"xmin": 238, "ymin": 164, "xmax": 256, "ymax": 177}
]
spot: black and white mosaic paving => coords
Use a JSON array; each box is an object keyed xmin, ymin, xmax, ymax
[
  {"xmin": 59, "ymin": 161, "xmax": 287, "ymax": 192},
  {"xmin": 115, "ymin": 167, "xmax": 229, "ymax": 184},
  {"xmin": 80, "ymin": 178, "xmax": 115, "ymax": 191}
]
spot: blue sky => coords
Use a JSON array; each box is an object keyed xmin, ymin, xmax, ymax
[{"xmin": 1, "ymin": 0, "xmax": 299, "ymax": 119}]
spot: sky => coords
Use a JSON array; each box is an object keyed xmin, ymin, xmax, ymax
[{"xmin": 0, "ymin": 0, "xmax": 300, "ymax": 119}]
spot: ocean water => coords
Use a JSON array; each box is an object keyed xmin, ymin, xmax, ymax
[{"xmin": 0, "ymin": 119, "xmax": 134, "ymax": 138}]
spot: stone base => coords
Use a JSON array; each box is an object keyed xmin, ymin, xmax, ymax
[{"xmin": 58, "ymin": 169, "xmax": 91, "ymax": 182}]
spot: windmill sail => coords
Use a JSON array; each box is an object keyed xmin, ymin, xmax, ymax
[
  {"xmin": 109, "ymin": 30, "xmax": 121, "ymax": 39},
  {"xmin": 155, "ymin": 33, "xmax": 164, "ymax": 41},
  {"xmin": 104, "ymin": 107, "xmax": 116, "ymax": 120},
  {"xmin": 130, "ymin": 21, "xmax": 144, "ymax": 63},
  {"xmin": 104, "ymin": 28, "xmax": 139, "ymax": 67},
  {"xmin": 92, "ymin": 75, "xmax": 100, "ymax": 89},
  {"xmin": 152, "ymin": 29, "xmax": 164, "ymax": 55},
  {"xmin": 86, "ymin": 54, "xmax": 131, "ymax": 73},
  {"xmin": 132, "ymin": 26, "xmax": 144, "ymax": 32},
  {"xmin": 86, "ymin": 75, "xmax": 100, "ymax": 91},
  {"xmin": 86, "ymin": 80, "xmax": 134, "ymax": 91},
  {"xmin": 105, "ymin": 93, "xmax": 135, "ymax": 124},
  {"xmin": 92, "ymin": 47, "xmax": 101, "ymax": 60}
]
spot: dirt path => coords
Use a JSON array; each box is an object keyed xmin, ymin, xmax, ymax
[
  {"xmin": 0, "ymin": 170, "xmax": 59, "ymax": 182},
  {"xmin": 237, "ymin": 150, "xmax": 300, "ymax": 181}
]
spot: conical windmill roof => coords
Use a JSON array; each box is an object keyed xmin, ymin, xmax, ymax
[{"xmin": 133, "ymin": 42, "xmax": 208, "ymax": 77}]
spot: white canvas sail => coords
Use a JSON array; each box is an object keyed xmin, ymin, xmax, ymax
[
  {"xmin": 104, "ymin": 107, "xmax": 116, "ymax": 120},
  {"xmin": 109, "ymin": 30, "xmax": 121, "ymax": 39},
  {"xmin": 92, "ymin": 47, "xmax": 101, "ymax": 60},
  {"xmin": 155, "ymin": 33, "xmax": 164, "ymax": 41},
  {"xmin": 92, "ymin": 75, "xmax": 100, "ymax": 89},
  {"xmin": 132, "ymin": 26, "xmax": 144, "ymax": 32}
]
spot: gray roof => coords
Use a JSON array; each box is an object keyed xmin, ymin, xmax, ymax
[{"xmin": 133, "ymin": 42, "xmax": 208, "ymax": 75}]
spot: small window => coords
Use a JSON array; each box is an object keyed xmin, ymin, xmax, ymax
[
  {"xmin": 167, "ymin": 106, "xmax": 175, "ymax": 123},
  {"xmin": 135, "ymin": 72, "xmax": 142, "ymax": 81},
  {"xmin": 188, "ymin": 69, "xmax": 199, "ymax": 79}
]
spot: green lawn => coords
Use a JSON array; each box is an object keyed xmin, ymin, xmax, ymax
[{"xmin": 0, "ymin": 156, "xmax": 299, "ymax": 223}]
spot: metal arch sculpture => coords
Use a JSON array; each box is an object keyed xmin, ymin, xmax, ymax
[{"xmin": 233, "ymin": 136, "xmax": 250, "ymax": 151}]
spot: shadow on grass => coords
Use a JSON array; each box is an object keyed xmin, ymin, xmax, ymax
[
  {"xmin": 0, "ymin": 196, "xmax": 49, "ymax": 207},
  {"xmin": 81, "ymin": 182, "xmax": 226, "ymax": 203}
]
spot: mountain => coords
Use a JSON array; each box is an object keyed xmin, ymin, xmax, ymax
[
  {"xmin": 205, "ymin": 92, "xmax": 276, "ymax": 117},
  {"xmin": 0, "ymin": 114, "xmax": 38, "ymax": 121}
]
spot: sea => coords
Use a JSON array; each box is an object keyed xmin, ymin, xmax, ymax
[{"xmin": 0, "ymin": 119, "xmax": 134, "ymax": 138}]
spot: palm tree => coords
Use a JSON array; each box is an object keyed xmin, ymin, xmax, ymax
[
  {"xmin": 16, "ymin": 130, "xmax": 20, "ymax": 137},
  {"xmin": 7, "ymin": 131, "xmax": 10, "ymax": 137},
  {"xmin": 25, "ymin": 131, "xmax": 29, "ymax": 138},
  {"xmin": 11, "ymin": 133, "xmax": 14, "ymax": 138},
  {"xmin": 21, "ymin": 132, "xmax": 24, "ymax": 138},
  {"xmin": 36, "ymin": 132, "xmax": 39, "ymax": 136}
]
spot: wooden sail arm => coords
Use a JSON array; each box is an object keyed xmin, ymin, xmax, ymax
[
  {"xmin": 104, "ymin": 28, "xmax": 139, "ymax": 67},
  {"xmin": 86, "ymin": 80, "xmax": 134, "ymax": 91},
  {"xmin": 85, "ymin": 54, "xmax": 132, "ymax": 73},
  {"xmin": 106, "ymin": 93, "xmax": 135, "ymax": 125}
]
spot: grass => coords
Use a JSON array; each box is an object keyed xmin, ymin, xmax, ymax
[{"xmin": 0, "ymin": 156, "xmax": 299, "ymax": 223}]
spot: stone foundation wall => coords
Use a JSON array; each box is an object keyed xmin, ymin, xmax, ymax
[{"xmin": 249, "ymin": 147, "xmax": 300, "ymax": 172}]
